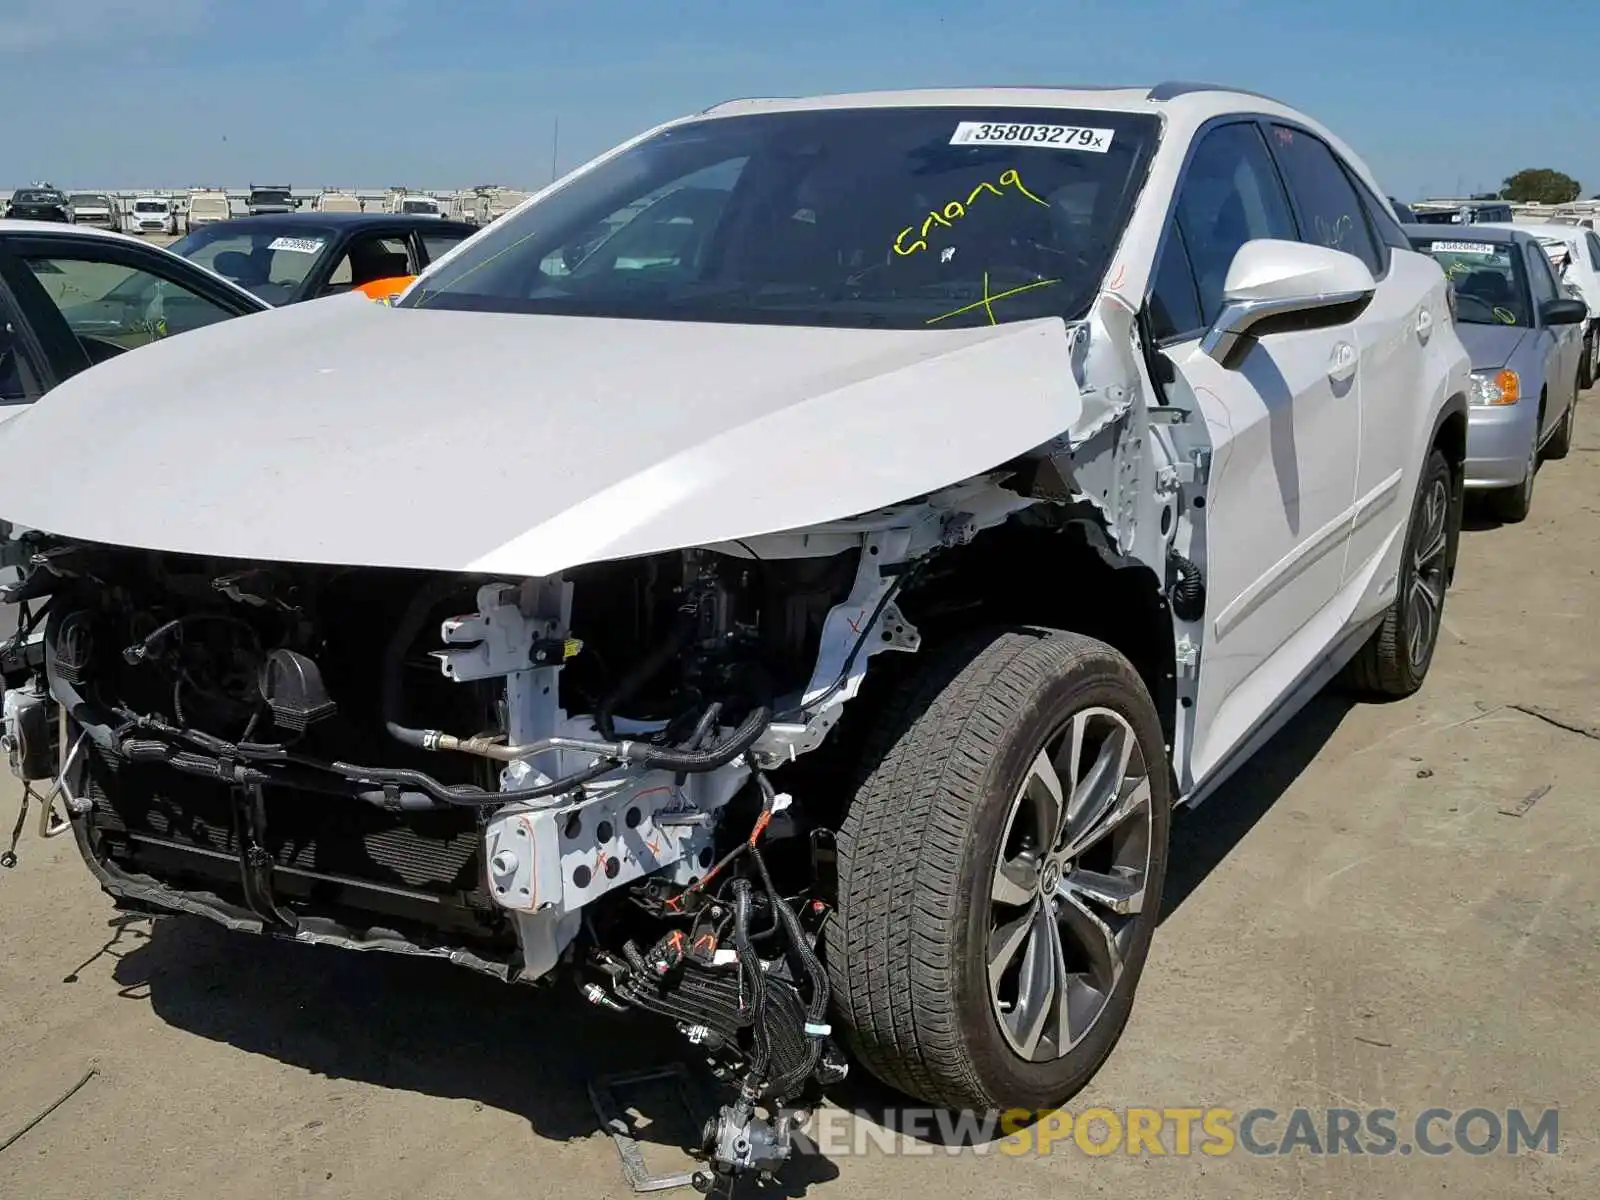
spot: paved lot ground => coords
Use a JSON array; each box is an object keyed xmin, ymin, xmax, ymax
[{"xmin": 1, "ymin": 402, "xmax": 1596, "ymax": 1200}]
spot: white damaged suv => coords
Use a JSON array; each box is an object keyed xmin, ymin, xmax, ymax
[{"xmin": 0, "ymin": 84, "xmax": 1467, "ymax": 1177}]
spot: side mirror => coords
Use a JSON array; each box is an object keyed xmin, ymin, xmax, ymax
[
  {"xmin": 1201, "ymin": 239, "xmax": 1377, "ymax": 367},
  {"xmin": 1539, "ymin": 297, "xmax": 1588, "ymax": 326}
]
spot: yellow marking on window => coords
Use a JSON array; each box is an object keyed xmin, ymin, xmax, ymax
[
  {"xmin": 892, "ymin": 168, "xmax": 1051, "ymax": 259},
  {"xmin": 925, "ymin": 273, "xmax": 1062, "ymax": 326}
]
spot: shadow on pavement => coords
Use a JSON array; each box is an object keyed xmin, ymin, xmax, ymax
[
  {"xmin": 110, "ymin": 689, "xmax": 1353, "ymax": 1163},
  {"xmin": 112, "ymin": 921, "xmax": 838, "ymax": 1195},
  {"xmin": 1161, "ymin": 690, "xmax": 1354, "ymax": 920}
]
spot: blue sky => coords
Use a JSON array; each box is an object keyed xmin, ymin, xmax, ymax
[{"xmin": 2, "ymin": 0, "xmax": 1593, "ymax": 199}]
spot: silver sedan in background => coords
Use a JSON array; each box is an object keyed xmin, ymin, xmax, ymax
[{"xmin": 1406, "ymin": 224, "xmax": 1583, "ymax": 522}]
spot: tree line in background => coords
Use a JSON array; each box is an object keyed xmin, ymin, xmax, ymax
[{"xmin": 1468, "ymin": 168, "xmax": 1586, "ymax": 205}]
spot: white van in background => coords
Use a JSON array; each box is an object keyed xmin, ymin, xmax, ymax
[
  {"xmin": 184, "ymin": 189, "xmax": 232, "ymax": 233},
  {"xmin": 313, "ymin": 190, "xmax": 364, "ymax": 213}
]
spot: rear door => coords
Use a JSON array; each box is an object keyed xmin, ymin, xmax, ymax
[
  {"xmin": 1523, "ymin": 240, "xmax": 1579, "ymax": 435},
  {"xmin": 1263, "ymin": 122, "xmax": 1439, "ymax": 612},
  {"xmin": 1146, "ymin": 120, "xmax": 1363, "ymax": 786}
]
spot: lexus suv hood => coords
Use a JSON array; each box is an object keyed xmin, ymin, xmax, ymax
[{"xmin": 0, "ymin": 297, "xmax": 1084, "ymax": 575}]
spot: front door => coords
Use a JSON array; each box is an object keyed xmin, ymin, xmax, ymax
[{"xmin": 1145, "ymin": 120, "xmax": 1363, "ymax": 788}]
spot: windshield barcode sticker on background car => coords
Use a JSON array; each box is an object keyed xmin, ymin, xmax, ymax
[
  {"xmin": 949, "ymin": 122, "xmax": 1114, "ymax": 152},
  {"xmin": 1430, "ymin": 242, "xmax": 1496, "ymax": 255},
  {"xmin": 267, "ymin": 237, "xmax": 325, "ymax": 254}
]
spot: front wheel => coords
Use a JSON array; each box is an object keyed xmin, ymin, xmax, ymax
[{"xmin": 826, "ymin": 628, "xmax": 1171, "ymax": 1111}]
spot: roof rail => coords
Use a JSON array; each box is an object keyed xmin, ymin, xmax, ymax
[
  {"xmin": 698, "ymin": 96, "xmax": 791, "ymax": 114},
  {"xmin": 1147, "ymin": 80, "xmax": 1286, "ymax": 105}
]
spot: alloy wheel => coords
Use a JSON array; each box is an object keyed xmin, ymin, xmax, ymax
[
  {"xmin": 987, "ymin": 706, "xmax": 1153, "ymax": 1062},
  {"xmin": 1406, "ymin": 472, "xmax": 1451, "ymax": 671}
]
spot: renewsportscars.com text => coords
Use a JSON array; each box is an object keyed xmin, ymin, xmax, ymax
[{"xmin": 790, "ymin": 1105, "xmax": 1560, "ymax": 1158}]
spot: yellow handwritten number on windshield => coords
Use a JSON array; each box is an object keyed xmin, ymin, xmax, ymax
[
  {"xmin": 1493, "ymin": 307, "xmax": 1517, "ymax": 325},
  {"xmin": 894, "ymin": 169, "xmax": 1050, "ymax": 258}
]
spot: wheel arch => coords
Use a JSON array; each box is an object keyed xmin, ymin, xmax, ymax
[
  {"xmin": 892, "ymin": 512, "xmax": 1177, "ymax": 750},
  {"xmin": 1429, "ymin": 392, "xmax": 1469, "ymax": 581}
]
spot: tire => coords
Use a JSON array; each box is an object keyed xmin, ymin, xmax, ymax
[
  {"xmin": 826, "ymin": 627, "xmax": 1171, "ymax": 1111},
  {"xmin": 1485, "ymin": 436, "xmax": 1536, "ymax": 524},
  {"xmin": 1544, "ymin": 393, "xmax": 1576, "ymax": 461},
  {"xmin": 1343, "ymin": 448, "xmax": 1455, "ymax": 696}
]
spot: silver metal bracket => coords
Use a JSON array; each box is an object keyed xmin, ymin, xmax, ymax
[
  {"xmin": 589, "ymin": 1064, "xmax": 705, "ymax": 1192},
  {"xmin": 1174, "ymin": 634, "xmax": 1199, "ymax": 675}
]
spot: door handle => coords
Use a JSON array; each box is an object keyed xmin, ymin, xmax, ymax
[
  {"xmin": 1415, "ymin": 306, "xmax": 1433, "ymax": 343},
  {"xmin": 1329, "ymin": 340, "xmax": 1358, "ymax": 384}
]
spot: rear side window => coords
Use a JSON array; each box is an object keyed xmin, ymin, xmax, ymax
[
  {"xmin": 421, "ymin": 231, "xmax": 472, "ymax": 263},
  {"xmin": 1347, "ymin": 174, "xmax": 1409, "ymax": 256},
  {"xmin": 1268, "ymin": 125, "xmax": 1383, "ymax": 275}
]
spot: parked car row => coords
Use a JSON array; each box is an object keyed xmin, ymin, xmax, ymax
[{"xmin": 0, "ymin": 84, "xmax": 1585, "ymax": 1191}]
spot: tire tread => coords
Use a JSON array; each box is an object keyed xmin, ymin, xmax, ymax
[{"xmin": 826, "ymin": 627, "xmax": 1152, "ymax": 1109}]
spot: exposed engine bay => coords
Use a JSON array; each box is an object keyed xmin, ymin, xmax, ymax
[
  {"xmin": 0, "ymin": 290, "xmax": 1209, "ymax": 1186},
  {"xmin": 0, "ymin": 474, "xmax": 1062, "ymax": 1184}
]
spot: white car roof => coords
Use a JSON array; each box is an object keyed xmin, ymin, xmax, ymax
[
  {"xmin": 0, "ymin": 218, "xmax": 131, "ymax": 240},
  {"xmin": 1482, "ymin": 221, "xmax": 1588, "ymax": 245},
  {"xmin": 692, "ymin": 83, "xmax": 1374, "ymax": 195},
  {"xmin": 701, "ymin": 83, "xmax": 1302, "ymax": 125}
]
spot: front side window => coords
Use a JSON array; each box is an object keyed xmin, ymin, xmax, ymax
[
  {"xmin": 1409, "ymin": 238, "xmax": 1530, "ymax": 326},
  {"xmin": 402, "ymin": 106, "xmax": 1162, "ymax": 330},
  {"xmin": 1585, "ymin": 232, "xmax": 1600, "ymax": 272},
  {"xmin": 20, "ymin": 252, "xmax": 238, "ymax": 351},
  {"xmin": 1268, "ymin": 125, "xmax": 1382, "ymax": 274},
  {"xmin": 1525, "ymin": 243, "xmax": 1561, "ymax": 306},
  {"xmin": 323, "ymin": 235, "xmax": 414, "ymax": 294},
  {"xmin": 1171, "ymin": 122, "xmax": 1298, "ymax": 325},
  {"xmin": 1147, "ymin": 223, "xmax": 1204, "ymax": 341}
]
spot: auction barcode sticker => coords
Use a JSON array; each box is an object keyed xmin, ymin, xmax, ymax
[
  {"xmin": 268, "ymin": 236, "xmax": 325, "ymax": 254},
  {"xmin": 1430, "ymin": 241, "xmax": 1496, "ymax": 255},
  {"xmin": 950, "ymin": 121, "xmax": 1114, "ymax": 152}
]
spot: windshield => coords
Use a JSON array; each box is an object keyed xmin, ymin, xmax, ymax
[
  {"xmin": 402, "ymin": 106, "xmax": 1160, "ymax": 330},
  {"xmin": 134, "ymin": 200, "xmax": 167, "ymax": 213},
  {"xmin": 12, "ymin": 190, "xmax": 62, "ymax": 205},
  {"xmin": 169, "ymin": 225, "xmax": 335, "ymax": 304},
  {"xmin": 70, "ymin": 194, "xmax": 109, "ymax": 208},
  {"xmin": 250, "ymin": 190, "xmax": 292, "ymax": 205},
  {"xmin": 1411, "ymin": 238, "xmax": 1531, "ymax": 326},
  {"xmin": 401, "ymin": 199, "xmax": 437, "ymax": 214},
  {"xmin": 191, "ymin": 196, "xmax": 229, "ymax": 214}
]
